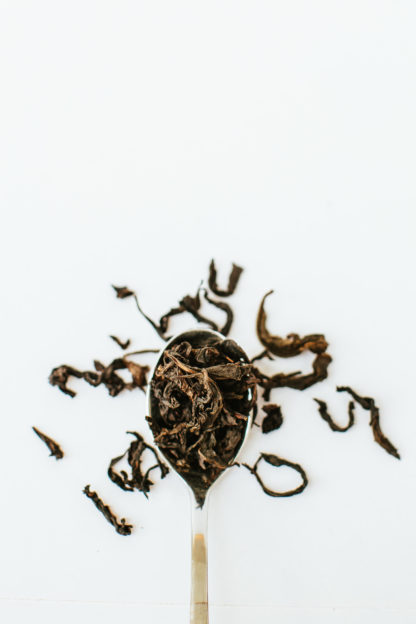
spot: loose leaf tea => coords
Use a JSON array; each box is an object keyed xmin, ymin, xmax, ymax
[
  {"xmin": 112, "ymin": 285, "xmax": 135, "ymax": 299},
  {"xmin": 148, "ymin": 333, "xmax": 257, "ymax": 506},
  {"xmin": 117, "ymin": 283, "xmax": 236, "ymax": 341},
  {"xmin": 110, "ymin": 335, "xmax": 131, "ymax": 350},
  {"xmin": 256, "ymin": 290, "xmax": 331, "ymax": 399},
  {"xmin": 257, "ymin": 352, "xmax": 332, "ymax": 400},
  {"xmin": 32, "ymin": 426, "xmax": 64, "ymax": 459},
  {"xmin": 108, "ymin": 431, "xmax": 169, "ymax": 496},
  {"xmin": 48, "ymin": 365, "xmax": 84, "ymax": 398},
  {"xmin": 49, "ymin": 355, "xmax": 151, "ymax": 397},
  {"xmin": 261, "ymin": 404, "xmax": 284, "ymax": 434},
  {"xmin": 202, "ymin": 290, "xmax": 233, "ymax": 336},
  {"xmin": 314, "ymin": 398, "xmax": 355, "ymax": 432},
  {"xmin": 83, "ymin": 485, "xmax": 133, "ymax": 536},
  {"xmin": 257, "ymin": 291, "xmax": 328, "ymax": 357},
  {"xmin": 208, "ymin": 259, "xmax": 243, "ymax": 297},
  {"xmin": 242, "ymin": 453, "xmax": 308, "ymax": 497},
  {"xmin": 336, "ymin": 386, "xmax": 400, "ymax": 459},
  {"xmin": 42, "ymin": 258, "xmax": 400, "ymax": 534}
]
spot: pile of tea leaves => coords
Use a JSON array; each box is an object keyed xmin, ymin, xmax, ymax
[
  {"xmin": 34, "ymin": 260, "xmax": 399, "ymax": 535},
  {"xmin": 148, "ymin": 335, "xmax": 257, "ymax": 506}
]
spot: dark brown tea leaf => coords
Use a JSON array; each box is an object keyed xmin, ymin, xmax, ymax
[
  {"xmin": 110, "ymin": 335, "xmax": 131, "ymax": 350},
  {"xmin": 336, "ymin": 386, "xmax": 400, "ymax": 459},
  {"xmin": 108, "ymin": 431, "xmax": 169, "ymax": 496},
  {"xmin": 49, "ymin": 355, "xmax": 153, "ymax": 398},
  {"xmin": 203, "ymin": 290, "xmax": 234, "ymax": 336},
  {"xmin": 49, "ymin": 365, "xmax": 84, "ymax": 397},
  {"xmin": 112, "ymin": 285, "xmax": 135, "ymax": 299},
  {"xmin": 83, "ymin": 485, "xmax": 133, "ymax": 536},
  {"xmin": 242, "ymin": 453, "xmax": 308, "ymax": 497},
  {"xmin": 32, "ymin": 426, "xmax": 64, "ymax": 459},
  {"xmin": 261, "ymin": 404, "xmax": 284, "ymax": 434},
  {"xmin": 256, "ymin": 290, "xmax": 328, "ymax": 357},
  {"xmin": 258, "ymin": 352, "xmax": 332, "ymax": 400},
  {"xmin": 313, "ymin": 398, "xmax": 355, "ymax": 432},
  {"xmin": 208, "ymin": 259, "xmax": 243, "ymax": 297}
]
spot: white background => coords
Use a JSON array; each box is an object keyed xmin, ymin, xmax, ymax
[{"xmin": 1, "ymin": 2, "xmax": 416, "ymax": 623}]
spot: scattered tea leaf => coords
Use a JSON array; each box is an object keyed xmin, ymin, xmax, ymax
[
  {"xmin": 112, "ymin": 285, "xmax": 135, "ymax": 299},
  {"xmin": 256, "ymin": 290, "xmax": 328, "ymax": 357},
  {"xmin": 203, "ymin": 290, "xmax": 233, "ymax": 336},
  {"xmin": 83, "ymin": 485, "xmax": 133, "ymax": 536},
  {"xmin": 208, "ymin": 259, "xmax": 243, "ymax": 297},
  {"xmin": 242, "ymin": 453, "xmax": 308, "ymax": 497},
  {"xmin": 108, "ymin": 431, "xmax": 169, "ymax": 496},
  {"xmin": 313, "ymin": 398, "xmax": 355, "ymax": 432},
  {"xmin": 337, "ymin": 386, "xmax": 400, "ymax": 459},
  {"xmin": 261, "ymin": 404, "xmax": 284, "ymax": 434},
  {"xmin": 110, "ymin": 335, "xmax": 131, "ymax": 350},
  {"xmin": 49, "ymin": 354, "xmax": 153, "ymax": 397},
  {"xmin": 49, "ymin": 365, "xmax": 84, "ymax": 397},
  {"xmin": 32, "ymin": 426, "xmax": 64, "ymax": 459},
  {"xmin": 258, "ymin": 352, "xmax": 332, "ymax": 400}
]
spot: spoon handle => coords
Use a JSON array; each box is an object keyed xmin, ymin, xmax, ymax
[{"xmin": 190, "ymin": 497, "xmax": 209, "ymax": 624}]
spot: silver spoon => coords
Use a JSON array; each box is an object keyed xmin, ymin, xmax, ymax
[{"xmin": 146, "ymin": 328, "xmax": 254, "ymax": 624}]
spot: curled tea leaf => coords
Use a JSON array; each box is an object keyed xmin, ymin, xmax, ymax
[
  {"xmin": 313, "ymin": 398, "xmax": 355, "ymax": 432},
  {"xmin": 242, "ymin": 453, "xmax": 308, "ymax": 497},
  {"xmin": 259, "ymin": 352, "xmax": 332, "ymax": 400},
  {"xmin": 208, "ymin": 259, "xmax": 243, "ymax": 297},
  {"xmin": 49, "ymin": 354, "xmax": 153, "ymax": 398},
  {"xmin": 256, "ymin": 291, "xmax": 328, "ymax": 357},
  {"xmin": 108, "ymin": 431, "xmax": 169, "ymax": 496},
  {"xmin": 336, "ymin": 386, "xmax": 400, "ymax": 459},
  {"xmin": 49, "ymin": 365, "xmax": 83, "ymax": 397},
  {"xmin": 203, "ymin": 290, "xmax": 233, "ymax": 336}
]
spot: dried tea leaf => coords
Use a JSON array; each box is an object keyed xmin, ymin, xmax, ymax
[
  {"xmin": 110, "ymin": 335, "xmax": 131, "ymax": 350},
  {"xmin": 313, "ymin": 398, "xmax": 355, "ymax": 432},
  {"xmin": 337, "ymin": 386, "xmax": 400, "ymax": 459},
  {"xmin": 83, "ymin": 485, "xmax": 132, "ymax": 536},
  {"xmin": 208, "ymin": 259, "xmax": 243, "ymax": 297},
  {"xmin": 179, "ymin": 289, "xmax": 218, "ymax": 331},
  {"xmin": 256, "ymin": 291, "xmax": 328, "ymax": 357},
  {"xmin": 108, "ymin": 431, "xmax": 169, "ymax": 496},
  {"xmin": 133, "ymin": 293, "xmax": 166, "ymax": 339},
  {"xmin": 242, "ymin": 453, "xmax": 308, "ymax": 497},
  {"xmin": 32, "ymin": 427, "xmax": 64, "ymax": 459},
  {"xmin": 124, "ymin": 361, "xmax": 149, "ymax": 392},
  {"xmin": 49, "ymin": 365, "xmax": 84, "ymax": 397},
  {"xmin": 203, "ymin": 290, "xmax": 233, "ymax": 336},
  {"xmin": 261, "ymin": 404, "xmax": 283, "ymax": 434},
  {"xmin": 258, "ymin": 352, "xmax": 332, "ymax": 400},
  {"xmin": 112, "ymin": 285, "xmax": 135, "ymax": 299},
  {"xmin": 50, "ymin": 353, "xmax": 155, "ymax": 398}
]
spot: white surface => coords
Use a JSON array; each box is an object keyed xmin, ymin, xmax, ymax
[{"xmin": 1, "ymin": 2, "xmax": 416, "ymax": 623}]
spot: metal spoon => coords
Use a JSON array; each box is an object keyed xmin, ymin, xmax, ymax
[{"xmin": 146, "ymin": 328, "xmax": 254, "ymax": 624}]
